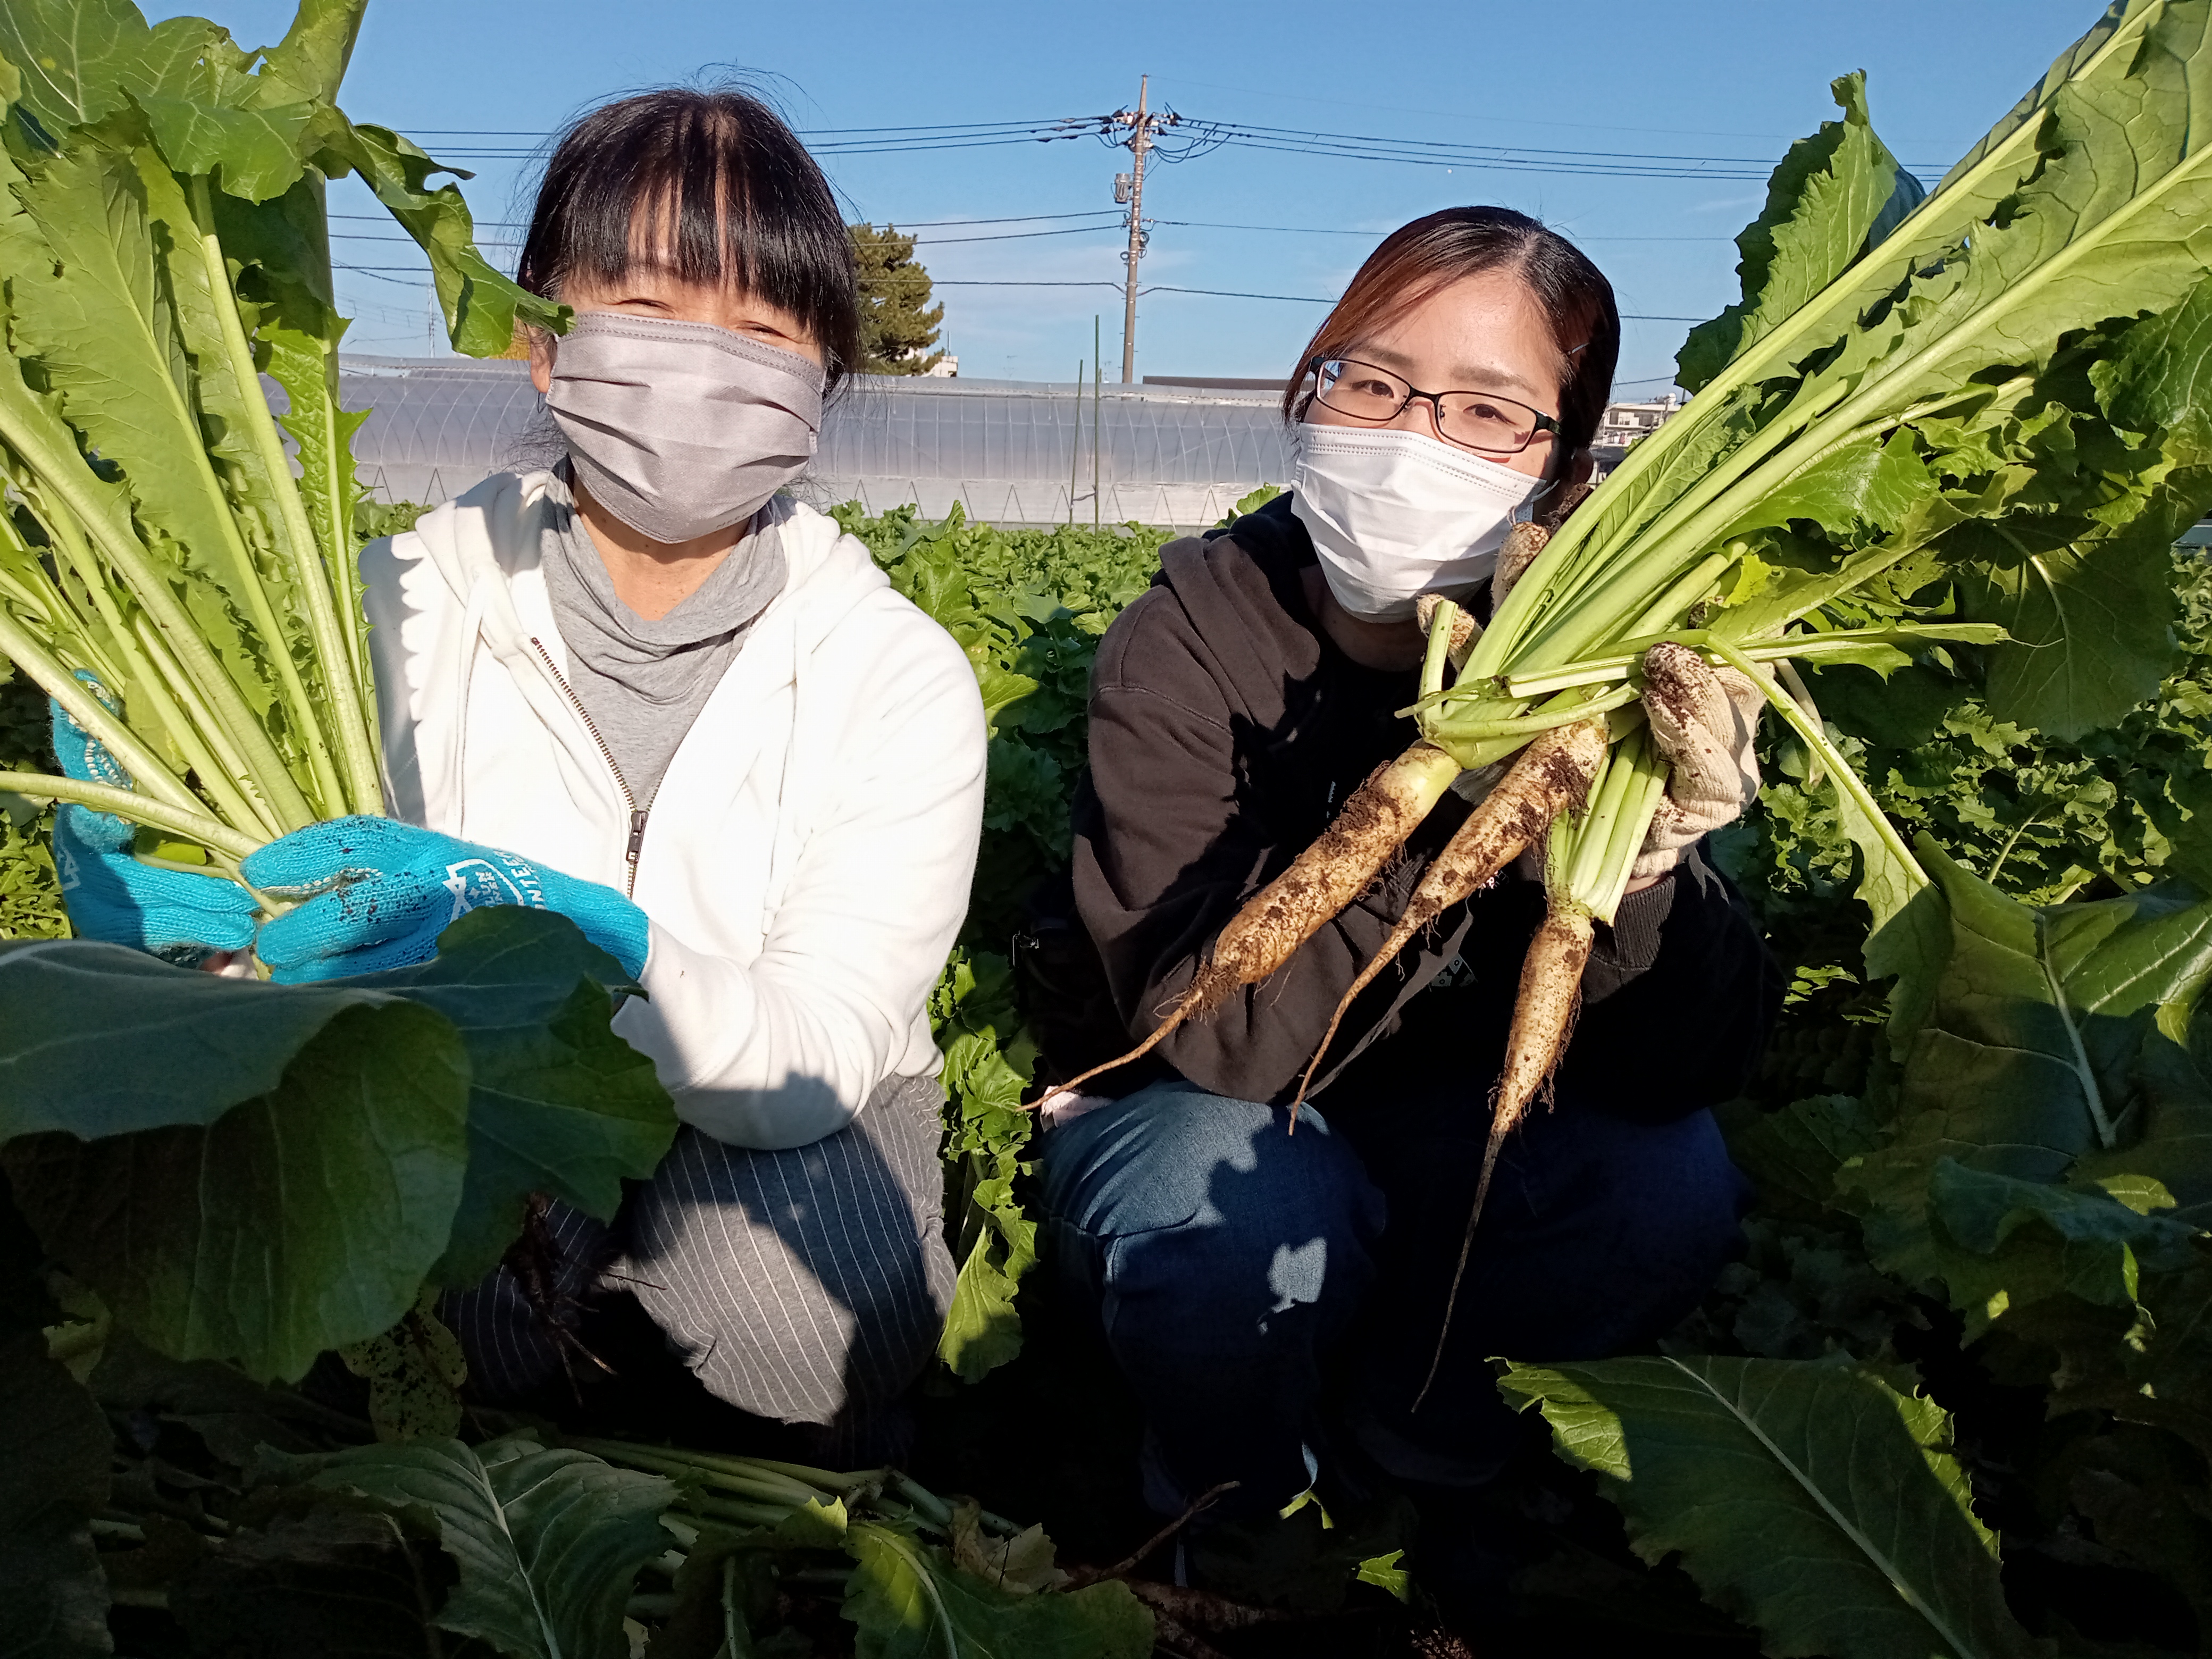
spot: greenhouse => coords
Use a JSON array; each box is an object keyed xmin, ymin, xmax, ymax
[{"xmin": 337, "ymin": 355, "xmax": 1294, "ymax": 528}]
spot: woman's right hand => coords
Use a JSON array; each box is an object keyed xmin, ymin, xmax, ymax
[{"xmin": 46, "ymin": 694, "xmax": 258, "ymax": 965}]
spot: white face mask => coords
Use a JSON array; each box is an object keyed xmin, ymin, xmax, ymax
[{"xmin": 1289, "ymin": 424, "xmax": 1547, "ymax": 623}]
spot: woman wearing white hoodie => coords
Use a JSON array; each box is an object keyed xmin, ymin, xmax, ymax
[{"xmin": 53, "ymin": 89, "xmax": 986, "ymax": 1452}]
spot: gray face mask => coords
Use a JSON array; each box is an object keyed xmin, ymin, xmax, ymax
[{"xmin": 544, "ymin": 312, "xmax": 825, "ymax": 545}]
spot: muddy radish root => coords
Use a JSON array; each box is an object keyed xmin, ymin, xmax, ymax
[
  {"xmin": 1414, "ymin": 901, "xmax": 1598, "ymax": 1411},
  {"xmin": 1053, "ymin": 740, "xmax": 1466, "ymax": 1093},
  {"xmin": 1493, "ymin": 518, "xmax": 1552, "ymax": 604},
  {"xmin": 1414, "ymin": 592, "xmax": 1480, "ymax": 669},
  {"xmin": 1290, "ymin": 719, "xmax": 1608, "ymax": 1115}
]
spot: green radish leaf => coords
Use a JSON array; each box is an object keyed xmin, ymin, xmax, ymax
[
  {"xmin": 1722, "ymin": 1093, "xmax": 1881, "ymax": 1216},
  {"xmin": 138, "ymin": 94, "xmax": 316, "ymax": 204},
  {"xmin": 1846, "ymin": 842, "xmax": 2212, "ymax": 1296},
  {"xmin": 249, "ymin": 0, "xmax": 364, "ymax": 110},
  {"xmin": 0, "ymin": 0, "xmax": 153, "ymax": 131},
  {"xmin": 1955, "ymin": 513, "xmax": 2183, "ymax": 742},
  {"xmin": 353, "ymin": 907, "xmax": 676, "ymax": 1290},
  {"xmin": 300, "ymin": 1434, "xmax": 674, "ymax": 1659},
  {"xmin": 1924, "ymin": 1158, "xmax": 2203, "ymax": 1338},
  {"xmin": 0, "ymin": 1334, "xmax": 113, "ymax": 1658},
  {"xmin": 1678, "ymin": 72, "xmax": 1904, "ymax": 394},
  {"xmin": 264, "ymin": 325, "xmax": 371, "ymax": 673},
  {"xmin": 314, "ymin": 120, "xmax": 567, "ymax": 355},
  {"xmin": 840, "ymin": 1521, "xmax": 1155, "ymax": 1659},
  {"xmin": 939, "ymin": 1204, "xmax": 1033, "ymax": 1384},
  {"xmin": 0, "ymin": 937, "xmax": 435, "ymax": 1139},
  {"xmin": 1497, "ymin": 1355, "xmax": 2039, "ymax": 1659},
  {"xmin": 2, "ymin": 990, "xmax": 469, "ymax": 1382},
  {"xmin": 2077, "ymin": 1027, "xmax": 2212, "ymax": 1230},
  {"xmin": 2, "ymin": 131, "xmax": 306, "ymax": 787}
]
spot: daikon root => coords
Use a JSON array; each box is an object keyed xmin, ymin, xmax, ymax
[
  {"xmin": 1289, "ymin": 718, "xmax": 1608, "ymax": 1114},
  {"xmin": 1055, "ymin": 739, "xmax": 1466, "ymax": 1092},
  {"xmin": 1411, "ymin": 726, "xmax": 1673, "ymax": 1410}
]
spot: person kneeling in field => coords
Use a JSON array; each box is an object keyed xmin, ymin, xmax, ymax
[
  {"xmin": 48, "ymin": 89, "xmax": 985, "ymax": 1455},
  {"xmin": 1028, "ymin": 208, "xmax": 1782, "ymax": 1610}
]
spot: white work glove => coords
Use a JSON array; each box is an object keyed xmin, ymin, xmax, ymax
[{"xmin": 1635, "ymin": 640, "xmax": 1770, "ymax": 879}]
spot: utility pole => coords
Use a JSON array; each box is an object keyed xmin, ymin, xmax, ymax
[{"xmin": 1111, "ymin": 76, "xmax": 1176, "ymax": 384}]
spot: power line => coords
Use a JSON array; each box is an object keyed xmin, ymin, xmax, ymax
[{"xmin": 382, "ymin": 115, "xmax": 1946, "ymax": 182}]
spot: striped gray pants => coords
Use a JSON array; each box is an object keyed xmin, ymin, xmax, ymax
[{"xmin": 442, "ymin": 1073, "xmax": 957, "ymax": 1425}]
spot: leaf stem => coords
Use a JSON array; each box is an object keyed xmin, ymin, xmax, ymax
[
  {"xmin": 0, "ymin": 772, "xmax": 261, "ymax": 861},
  {"xmin": 187, "ymin": 177, "xmax": 379, "ymax": 817},
  {"xmin": 1702, "ymin": 635, "xmax": 1926, "ymax": 891},
  {"xmin": 0, "ymin": 402, "xmax": 317, "ymax": 829},
  {"xmin": 0, "ymin": 609, "xmax": 205, "ymax": 820}
]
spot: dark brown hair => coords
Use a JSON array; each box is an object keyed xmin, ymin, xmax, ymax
[
  {"xmin": 1284, "ymin": 207, "xmax": 1620, "ymax": 471},
  {"xmin": 517, "ymin": 88, "xmax": 861, "ymax": 391}
]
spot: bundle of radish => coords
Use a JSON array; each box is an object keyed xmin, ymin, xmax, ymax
[
  {"xmin": 1068, "ymin": 0, "xmax": 2212, "ymax": 1345},
  {"xmin": 0, "ymin": 0, "xmax": 560, "ymax": 886}
]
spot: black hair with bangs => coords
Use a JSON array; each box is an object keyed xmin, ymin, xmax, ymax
[{"xmin": 517, "ymin": 88, "xmax": 861, "ymax": 391}]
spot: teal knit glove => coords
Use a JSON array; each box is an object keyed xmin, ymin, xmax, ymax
[{"xmin": 241, "ymin": 816, "xmax": 649, "ymax": 983}]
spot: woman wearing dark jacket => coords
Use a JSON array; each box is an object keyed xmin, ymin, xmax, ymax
[{"xmin": 1035, "ymin": 208, "xmax": 1781, "ymax": 1589}]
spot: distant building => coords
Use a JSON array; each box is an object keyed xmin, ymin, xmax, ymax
[
  {"xmin": 1590, "ymin": 392, "xmax": 1682, "ymax": 479},
  {"xmin": 923, "ymin": 355, "xmax": 959, "ymax": 379}
]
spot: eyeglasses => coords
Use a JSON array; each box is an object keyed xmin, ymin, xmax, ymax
[{"xmin": 1306, "ymin": 357, "xmax": 1560, "ymax": 455}]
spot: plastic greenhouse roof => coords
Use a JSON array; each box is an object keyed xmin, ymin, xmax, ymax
[{"xmin": 333, "ymin": 356, "xmax": 1294, "ymax": 529}]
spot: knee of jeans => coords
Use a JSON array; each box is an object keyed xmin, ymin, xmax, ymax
[
  {"xmin": 1044, "ymin": 1082, "xmax": 1381, "ymax": 1240},
  {"xmin": 1091, "ymin": 1127, "xmax": 1379, "ymax": 1328}
]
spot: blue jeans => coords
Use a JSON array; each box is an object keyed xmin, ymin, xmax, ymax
[{"xmin": 1038, "ymin": 1077, "xmax": 1748, "ymax": 1511}]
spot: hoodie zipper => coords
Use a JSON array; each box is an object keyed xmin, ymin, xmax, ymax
[{"xmin": 530, "ymin": 636, "xmax": 649, "ymax": 899}]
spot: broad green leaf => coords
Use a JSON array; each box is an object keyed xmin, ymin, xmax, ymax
[
  {"xmin": 3, "ymin": 992, "xmax": 469, "ymax": 1381},
  {"xmin": 841, "ymin": 1522, "xmax": 1154, "ymax": 1659},
  {"xmin": 1932, "ymin": 0, "xmax": 2156, "ymax": 197},
  {"xmin": 4, "ymin": 137, "xmax": 243, "ymax": 587},
  {"xmin": 2094, "ymin": 273, "xmax": 2212, "ymax": 455},
  {"xmin": 139, "ymin": 94, "xmax": 315, "ymax": 204},
  {"xmin": 315, "ymin": 120, "xmax": 567, "ymax": 356},
  {"xmin": 1498, "ymin": 1355, "xmax": 2038, "ymax": 1659},
  {"xmin": 2077, "ymin": 1027, "xmax": 2212, "ymax": 1228},
  {"xmin": 1722, "ymin": 1093, "xmax": 1880, "ymax": 1216},
  {"xmin": 0, "ymin": 937, "xmax": 414, "ymax": 1137},
  {"xmin": 0, "ymin": 0, "xmax": 151, "ymax": 130},
  {"xmin": 305, "ymin": 1433, "xmax": 674, "ymax": 1659},
  {"xmin": 938, "ymin": 1211, "xmax": 1032, "ymax": 1383},
  {"xmin": 936, "ymin": 1028, "xmax": 1036, "ymax": 1381},
  {"xmin": 250, "ymin": 0, "xmax": 365, "ymax": 108},
  {"xmin": 1925, "ymin": 1158, "xmax": 2203, "ymax": 1338},
  {"xmin": 1847, "ymin": 843, "xmax": 2212, "ymax": 1293},
  {"xmin": 1679, "ymin": 73, "xmax": 1903, "ymax": 393},
  {"xmin": 356, "ymin": 908, "xmax": 677, "ymax": 1290},
  {"xmin": 0, "ymin": 1334, "xmax": 112, "ymax": 1659},
  {"xmin": 1955, "ymin": 513, "xmax": 2182, "ymax": 741},
  {"xmin": 1, "ymin": 131, "xmax": 313, "ymax": 802}
]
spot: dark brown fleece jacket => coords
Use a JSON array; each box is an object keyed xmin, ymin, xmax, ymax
[{"xmin": 1062, "ymin": 492, "xmax": 1780, "ymax": 1118}]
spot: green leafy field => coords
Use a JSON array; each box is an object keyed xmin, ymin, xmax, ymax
[{"xmin": 15, "ymin": 497, "xmax": 2211, "ymax": 1654}]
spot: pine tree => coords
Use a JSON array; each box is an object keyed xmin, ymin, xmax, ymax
[{"xmin": 850, "ymin": 223, "xmax": 946, "ymax": 375}]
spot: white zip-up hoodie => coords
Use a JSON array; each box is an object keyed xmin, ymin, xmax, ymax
[{"xmin": 361, "ymin": 470, "xmax": 986, "ymax": 1151}]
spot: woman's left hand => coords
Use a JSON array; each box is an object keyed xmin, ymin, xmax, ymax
[{"xmin": 1632, "ymin": 641, "xmax": 1770, "ymax": 881}]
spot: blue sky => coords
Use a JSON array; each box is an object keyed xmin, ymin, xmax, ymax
[{"xmin": 164, "ymin": 0, "xmax": 2105, "ymax": 390}]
